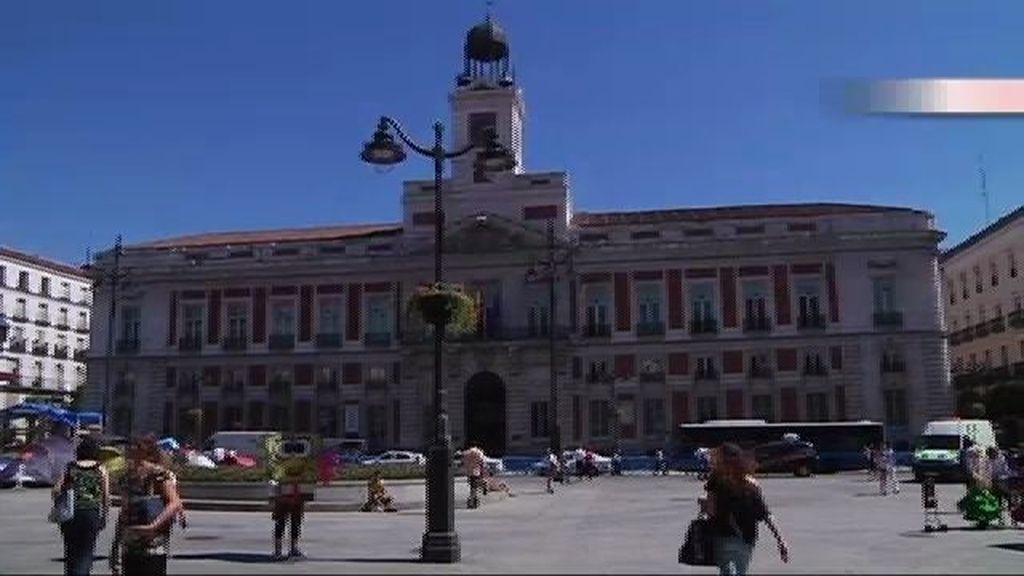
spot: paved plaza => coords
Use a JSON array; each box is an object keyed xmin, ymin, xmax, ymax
[{"xmin": 1, "ymin": 472, "xmax": 1023, "ymax": 574}]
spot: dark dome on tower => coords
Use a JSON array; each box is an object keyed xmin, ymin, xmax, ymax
[{"xmin": 464, "ymin": 18, "xmax": 509, "ymax": 63}]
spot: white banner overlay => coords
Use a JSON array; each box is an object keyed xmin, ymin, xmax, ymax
[{"xmin": 854, "ymin": 79, "xmax": 1024, "ymax": 115}]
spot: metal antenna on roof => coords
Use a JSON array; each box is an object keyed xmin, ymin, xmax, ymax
[{"xmin": 978, "ymin": 154, "xmax": 990, "ymax": 226}]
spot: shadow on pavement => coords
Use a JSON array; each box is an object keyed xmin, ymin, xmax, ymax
[
  {"xmin": 50, "ymin": 555, "xmax": 110, "ymax": 563},
  {"xmin": 991, "ymin": 543, "xmax": 1024, "ymax": 553},
  {"xmin": 172, "ymin": 552, "xmax": 272, "ymax": 563}
]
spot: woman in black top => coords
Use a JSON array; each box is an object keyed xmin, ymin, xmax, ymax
[
  {"xmin": 53, "ymin": 436, "xmax": 110, "ymax": 576},
  {"xmin": 704, "ymin": 443, "xmax": 789, "ymax": 575}
]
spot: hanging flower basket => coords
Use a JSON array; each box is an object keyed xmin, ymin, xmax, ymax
[{"xmin": 407, "ymin": 283, "xmax": 478, "ymax": 334}]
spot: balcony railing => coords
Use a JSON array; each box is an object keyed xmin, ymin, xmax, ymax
[
  {"xmin": 364, "ymin": 332, "xmax": 392, "ymax": 347},
  {"xmin": 1009, "ymin": 309, "xmax": 1024, "ymax": 329},
  {"xmin": 881, "ymin": 358, "xmax": 906, "ymax": 374},
  {"xmin": 689, "ymin": 318, "xmax": 719, "ymax": 336},
  {"xmin": 75, "ymin": 324, "xmax": 90, "ymax": 334},
  {"xmin": 8, "ymin": 340, "xmax": 27, "ymax": 353},
  {"xmin": 583, "ymin": 323, "xmax": 611, "ymax": 338},
  {"xmin": 31, "ymin": 342, "xmax": 48, "ymax": 357},
  {"xmin": 32, "ymin": 377, "xmax": 43, "ymax": 388},
  {"xmin": 315, "ymin": 332, "xmax": 343, "ymax": 349},
  {"xmin": 873, "ymin": 311, "xmax": 904, "ymax": 329},
  {"xmin": 11, "ymin": 312, "xmax": 29, "ymax": 323},
  {"xmin": 694, "ymin": 368, "xmax": 719, "ymax": 381},
  {"xmin": 73, "ymin": 349, "xmax": 88, "ymax": 362},
  {"xmin": 222, "ymin": 335, "xmax": 248, "ymax": 351},
  {"xmin": 52, "ymin": 345, "xmax": 69, "ymax": 359},
  {"xmin": 55, "ymin": 321, "xmax": 70, "ymax": 331},
  {"xmin": 366, "ymin": 376, "xmax": 388, "ymax": 389},
  {"xmin": 749, "ymin": 366, "xmax": 773, "ymax": 379},
  {"xmin": 34, "ymin": 317, "xmax": 50, "ymax": 327},
  {"xmin": 316, "ymin": 382, "xmax": 338, "ymax": 396},
  {"xmin": 975, "ymin": 322, "xmax": 990, "ymax": 338},
  {"xmin": 797, "ymin": 314, "xmax": 827, "ymax": 330},
  {"xmin": 116, "ymin": 339, "xmax": 140, "ymax": 355},
  {"xmin": 638, "ymin": 370, "xmax": 666, "ymax": 383},
  {"xmin": 743, "ymin": 316, "xmax": 772, "ymax": 334},
  {"xmin": 990, "ymin": 316, "xmax": 1006, "ymax": 334},
  {"xmin": 636, "ymin": 321, "xmax": 666, "ymax": 337},
  {"xmin": 585, "ymin": 371, "xmax": 613, "ymax": 384},
  {"xmin": 803, "ymin": 363, "xmax": 828, "ymax": 377},
  {"xmin": 268, "ymin": 333, "xmax": 295, "ymax": 351},
  {"xmin": 178, "ymin": 336, "xmax": 203, "ymax": 352}
]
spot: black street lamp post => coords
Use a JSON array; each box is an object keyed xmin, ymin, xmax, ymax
[
  {"xmin": 93, "ymin": 236, "xmax": 128, "ymax": 434},
  {"xmin": 360, "ymin": 116, "xmax": 514, "ymax": 564}
]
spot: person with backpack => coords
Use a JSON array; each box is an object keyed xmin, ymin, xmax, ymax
[
  {"xmin": 52, "ymin": 436, "xmax": 110, "ymax": 576},
  {"xmin": 704, "ymin": 443, "xmax": 789, "ymax": 576}
]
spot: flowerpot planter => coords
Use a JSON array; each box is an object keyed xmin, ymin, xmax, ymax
[{"xmin": 417, "ymin": 293, "xmax": 456, "ymax": 327}]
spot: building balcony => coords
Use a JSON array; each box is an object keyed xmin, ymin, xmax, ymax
[
  {"xmin": 873, "ymin": 311, "xmax": 904, "ymax": 329},
  {"xmin": 990, "ymin": 317, "xmax": 1006, "ymax": 334},
  {"xmin": 960, "ymin": 326, "xmax": 976, "ymax": 342},
  {"xmin": 16, "ymin": 284, "xmax": 30, "ymax": 294},
  {"xmin": 178, "ymin": 336, "xmax": 203, "ymax": 353},
  {"xmin": 52, "ymin": 345, "xmax": 69, "ymax": 360},
  {"xmin": 75, "ymin": 324, "xmax": 90, "ymax": 334},
  {"xmin": 636, "ymin": 321, "xmax": 666, "ymax": 337},
  {"xmin": 57, "ymin": 294, "xmax": 72, "ymax": 303},
  {"xmin": 316, "ymin": 382, "xmax": 338, "ymax": 396},
  {"xmin": 975, "ymin": 322, "xmax": 990, "ymax": 338},
  {"xmin": 315, "ymin": 332, "xmax": 343, "ymax": 349},
  {"xmin": 689, "ymin": 318, "xmax": 719, "ymax": 336},
  {"xmin": 221, "ymin": 383, "xmax": 245, "ymax": 399},
  {"xmin": 116, "ymin": 339, "xmax": 140, "ymax": 355},
  {"xmin": 222, "ymin": 335, "xmax": 248, "ymax": 351},
  {"xmin": 269, "ymin": 381, "xmax": 291, "ymax": 399},
  {"xmin": 582, "ymin": 323, "xmax": 611, "ymax": 338},
  {"xmin": 638, "ymin": 370, "xmax": 666, "ymax": 383},
  {"xmin": 268, "ymin": 333, "xmax": 295, "ymax": 351},
  {"xmin": 34, "ymin": 317, "xmax": 50, "ymax": 327},
  {"xmin": 1009, "ymin": 309, "xmax": 1024, "ymax": 329},
  {"xmin": 11, "ymin": 312, "xmax": 29, "ymax": 323},
  {"xmin": 364, "ymin": 332, "xmax": 392, "ymax": 347},
  {"xmin": 55, "ymin": 321, "xmax": 70, "ymax": 331},
  {"xmin": 881, "ymin": 358, "xmax": 906, "ymax": 374},
  {"xmin": 749, "ymin": 366, "xmax": 773, "ymax": 379},
  {"xmin": 797, "ymin": 313, "xmax": 827, "ymax": 331},
  {"xmin": 803, "ymin": 364, "xmax": 828, "ymax": 377},
  {"xmin": 694, "ymin": 368, "xmax": 719, "ymax": 382},
  {"xmin": 31, "ymin": 342, "xmax": 49, "ymax": 357},
  {"xmin": 743, "ymin": 316, "xmax": 773, "ymax": 334},
  {"xmin": 585, "ymin": 371, "xmax": 613, "ymax": 384},
  {"xmin": 32, "ymin": 377, "xmax": 43, "ymax": 388},
  {"xmin": 73, "ymin": 349, "xmax": 88, "ymax": 362},
  {"xmin": 8, "ymin": 340, "xmax": 27, "ymax": 354}
]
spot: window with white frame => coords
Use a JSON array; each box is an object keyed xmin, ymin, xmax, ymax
[
  {"xmin": 226, "ymin": 301, "xmax": 248, "ymax": 340},
  {"xmin": 367, "ymin": 365, "xmax": 388, "ymax": 385},
  {"xmin": 636, "ymin": 283, "xmax": 662, "ymax": 326},
  {"xmin": 526, "ymin": 288, "xmax": 550, "ymax": 337},
  {"xmin": 270, "ymin": 300, "xmax": 295, "ymax": 336},
  {"xmin": 56, "ymin": 365, "xmax": 65, "ymax": 388},
  {"xmin": 696, "ymin": 355, "xmax": 717, "ymax": 378},
  {"xmin": 959, "ymin": 272, "xmax": 969, "ymax": 300},
  {"xmin": 751, "ymin": 394, "xmax": 774, "ymax": 422},
  {"xmin": 872, "ymin": 277, "xmax": 896, "ymax": 313},
  {"xmin": 120, "ymin": 306, "xmax": 141, "ymax": 341},
  {"xmin": 587, "ymin": 358, "xmax": 609, "ymax": 383},
  {"xmin": 796, "ymin": 280, "xmax": 823, "ymax": 322},
  {"xmin": 365, "ymin": 295, "xmax": 391, "ymax": 336},
  {"xmin": 991, "ymin": 261, "xmax": 1000, "ymax": 287},
  {"xmin": 584, "ymin": 286, "xmax": 610, "ymax": 334},
  {"xmin": 743, "ymin": 280, "xmax": 770, "ymax": 324},
  {"xmin": 689, "ymin": 283, "xmax": 716, "ymax": 323},
  {"xmin": 974, "ymin": 265, "xmax": 983, "ymax": 294},
  {"xmin": 947, "ymin": 279, "xmax": 955, "ymax": 305},
  {"xmin": 1010, "ymin": 251, "xmax": 1018, "ymax": 279},
  {"xmin": 317, "ymin": 296, "xmax": 343, "ymax": 335},
  {"xmin": 1000, "ymin": 345, "xmax": 1009, "ymax": 367}
]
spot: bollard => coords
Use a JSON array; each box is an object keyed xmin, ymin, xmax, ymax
[{"xmin": 921, "ymin": 475, "xmax": 947, "ymax": 532}]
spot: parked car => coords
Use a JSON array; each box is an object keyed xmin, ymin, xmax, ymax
[
  {"xmin": 752, "ymin": 440, "xmax": 818, "ymax": 477},
  {"xmin": 361, "ymin": 450, "xmax": 426, "ymax": 467},
  {"xmin": 453, "ymin": 450, "xmax": 505, "ymax": 475},
  {"xmin": 530, "ymin": 450, "xmax": 612, "ymax": 476}
]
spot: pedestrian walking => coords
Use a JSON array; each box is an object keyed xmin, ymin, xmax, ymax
[
  {"xmin": 584, "ymin": 449, "xmax": 597, "ymax": 481},
  {"xmin": 703, "ymin": 443, "xmax": 789, "ymax": 576},
  {"xmin": 545, "ymin": 449, "xmax": 560, "ymax": 494},
  {"xmin": 863, "ymin": 444, "xmax": 876, "ymax": 480},
  {"xmin": 462, "ymin": 445, "xmax": 486, "ymax": 509},
  {"xmin": 111, "ymin": 437, "xmax": 183, "ymax": 576},
  {"xmin": 655, "ymin": 449, "xmax": 668, "ymax": 476},
  {"xmin": 877, "ymin": 444, "xmax": 899, "ymax": 496},
  {"xmin": 53, "ymin": 436, "xmax": 110, "ymax": 576}
]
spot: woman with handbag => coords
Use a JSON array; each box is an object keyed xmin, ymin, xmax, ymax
[
  {"xmin": 52, "ymin": 436, "xmax": 110, "ymax": 576},
  {"xmin": 704, "ymin": 443, "xmax": 789, "ymax": 576},
  {"xmin": 110, "ymin": 437, "xmax": 183, "ymax": 576}
]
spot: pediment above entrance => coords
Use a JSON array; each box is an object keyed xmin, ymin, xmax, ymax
[{"xmin": 443, "ymin": 212, "xmax": 550, "ymax": 255}]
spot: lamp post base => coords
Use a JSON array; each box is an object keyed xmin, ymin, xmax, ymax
[{"xmin": 420, "ymin": 443, "xmax": 460, "ymax": 563}]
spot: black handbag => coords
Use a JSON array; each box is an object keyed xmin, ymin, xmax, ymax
[
  {"xmin": 679, "ymin": 515, "xmax": 715, "ymax": 566},
  {"xmin": 125, "ymin": 494, "xmax": 165, "ymax": 527}
]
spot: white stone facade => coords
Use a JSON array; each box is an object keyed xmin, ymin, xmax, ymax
[
  {"xmin": 78, "ymin": 19, "xmax": 951, "ymax": 452},
  {"xmin": 0, "ymin": 247, "xmax": 92, "ymax": 412}
]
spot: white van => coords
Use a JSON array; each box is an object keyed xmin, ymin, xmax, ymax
[
  {"xmin": 912, "ymin": 419, "xmax": 997, "ymax": 481},
  {"xmin": 203, "ymin": 431, "xmax": 281, "ymax": 460}
]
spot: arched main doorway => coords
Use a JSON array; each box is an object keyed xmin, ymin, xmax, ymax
[{"xmin": 464, "ymin": 372, "xmax": 507, "ymax": 456}]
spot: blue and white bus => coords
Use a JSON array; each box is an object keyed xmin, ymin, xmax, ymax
[{"xmin": 675, "ymin": 420, "xmax": 885, "ymax": 472}]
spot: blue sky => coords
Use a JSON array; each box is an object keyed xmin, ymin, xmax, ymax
[{"xmin": 2, "ymin": 1, "xmax": 1022, "ymax": 264}]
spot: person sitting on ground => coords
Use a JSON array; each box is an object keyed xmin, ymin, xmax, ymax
[{"xmin": 361, "ymin": 471, "xmax": 397, "ymax": 512}]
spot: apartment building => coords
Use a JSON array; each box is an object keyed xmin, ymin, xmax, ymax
[
  {"xmin": 79, "ymin": 17, "xmax": 951, "ymax": 452},
  {"xmin": 0, "ymin": 247, "xmax": 92, "ymax": 412}
]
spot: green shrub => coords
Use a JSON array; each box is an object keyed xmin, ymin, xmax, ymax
[{"xmin": 169, "ymin": 463, "xmax": 428, "ymax": 484}]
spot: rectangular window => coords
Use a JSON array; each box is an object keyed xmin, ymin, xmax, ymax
[
  {"xmin": 1000, "ymin": 345, "xmax": 1009, "ymax": 367},
  {"xmin": 367, "ymin": 405, "xmax": 387, "ymax": 441},
  {"xmin": 120, "ymin": 306, "xmax": 141, "ymax": 341},
  {"xmin": 530, "ymin": 401, "xmax": 549, "ymax": 438},
  {"xmin": 344, "ymin": 403, "xmax": 360, "ymax": 435},
  {"xmin": 743, "ymin": 281, "xmax": 769, "ymax": 325},
  {"xmin": 796, "ymin": 280, "xmax": 823, "ymax": 323},
  {"xmin": 588, "ymin": 400, "xmax": 611, "ymax": 437},
  {"xmin": 247, "ymin": 401, "xmax": 265, "ymax": 429},
  {"xmin": 751, "ymin": 394, "xmax": 774, "ymax": 422},
  {"xmin": 61, "ymin": 282, "xmax": 70, "ymax": 299},
  {"xmin": 947, "ymin": 280, "xmax": 956, "ymax": 305},
  {"xmin": 991, "ymin": 262, "xmax": 1000, "ymax": 287},
  {"xmin": 226, "ymin": 301, "xmax": 249, "ymax": 340},
  {"xmin": 587, "ymin": 359, "xmax": 609, "ymax": 383},
  {"xmin": 636, "ymin": 283, "xmax": 662, "ymax": 324},
  {"xmin": 984, "ymin": 349, "xmax": 992, "ymax": 367},
  {"xmin": 318, "ymin": 296, "xmax": 344, "ymax": 335},
  {"xmin": 696, "ymin": 356, "xmax": 717, "ymax": 379},
  {"xmin": 40, "ymin": 277, "xmax": 50, "ymax": 296},
  {"xmin": 182, "ymin": 303, "xmax": 204, "ymax": 341},
  {"xmin": 365, "ymin": 295, "xmax": 391, "ymax": 335},
  {"xmin": 690, "ymin": 284, "xmax": 715, "ymax": 322},
  {"xmin": 643, "ymin": 398, "xmax": 666, "ymax": 436},
  {"xmin": 696, "ymin": 396, "xmax": 718, "ymax": 422},
  {"xmin": 883, "ymin": 389, "xmax": 908, "ymax": 426},
  {"xmin": 872, "ymin": 277, "xmax": 895, "ymax": 313},
  {"xmin": 1010, "ymin": 252, "xmax": 1018, "ymax": 278},
  {"xmin": 526, "ymin": 288, "xmax": 551, "ymax": 337},
  {"xmin": 960, "ymin": 273, "xmax": 969, "ymax": 300},
  {"xmin": 974, "ymin": 265, "xmax": 983, "ymax": 294},
  {"xmin": 271, "ymin": 300, "xmax": 295, "ymax": 335},
  {"xmin": 584, "ymin": 287, "xmax": 610, "ymax": 336},
  {"xmin": 806, "ymin": 393, "xmax": 829, "ymax": 422},
  {"xmin": 18, "ymin": 271, "xmax": 29, "ymax": 290}
]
